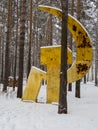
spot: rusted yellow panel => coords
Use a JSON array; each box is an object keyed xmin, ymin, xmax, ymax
[
  {"xmin": 38, "ymin": 5, "xmax": 93, "ymax": 83},
  {"xmin": 40, "ymin": 46, "xmax": 60, "ymax": 103},
  {"xmin": 22, "ymin": 66, "xmax": 46, "ymax": 102},
  {"xmin": 40, "ymin": 45, "xmax": 72, "ymax": 103},
  {"xmin": 46, "ymin": 67, "xmax": 60, "ymax": 103},
  {"xmin": 40, "ymin": 46, "xmax": 61, "ymax": 67},
  {"xmin": 40, "ymin": 45, "xmax": 72, "ymax": 66}
]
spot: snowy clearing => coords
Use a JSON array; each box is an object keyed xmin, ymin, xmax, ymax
[{"xmin": 0, "ymin": 82, "xmax": 98, "ymax": 130}]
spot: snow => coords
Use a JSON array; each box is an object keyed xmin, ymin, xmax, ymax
[
  {"xmin": 40, "ymin": 45, "xmax": 61, "ymax": 49},
  {"xmin": 0, "ymin": 82, "xmax": 98, "ymax": 130}
]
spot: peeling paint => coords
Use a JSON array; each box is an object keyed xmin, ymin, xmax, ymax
[
  {"xmin": 76, "ymin": 63, "xmax": 89, "ymax": 74},
  {"xmin": 73, "ymin": 25, "xmax": 77, "ymax": 31}
]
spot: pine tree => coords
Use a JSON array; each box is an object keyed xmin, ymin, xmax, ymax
[
  {"xmin": 3, "ymin": 0, "xmax": 12, "ymax": 92},
  {"xmin": 17, "ymin": 0, "xmax": 26, "ymax": 98},
  {"xmin": 58, "ymin": 0, "xmax": 68, "ymax": 114}
]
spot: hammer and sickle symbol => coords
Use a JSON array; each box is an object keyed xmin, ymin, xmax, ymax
[{"xmin": 22, "ymin": 6, "xmax": 92, "ymax": 103}]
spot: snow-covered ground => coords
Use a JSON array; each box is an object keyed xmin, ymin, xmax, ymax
[{"xmin": 0, "ymin": 81, "xmax": 98, "ymax": 130}]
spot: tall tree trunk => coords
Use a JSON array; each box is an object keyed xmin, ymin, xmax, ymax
[
  {"xmin": 17, "ymin": 0, "xmax": 26, "ymax": 98},
  {"xmin": 27, "ymin": 0, "xmax": 32, "ymax": 77},
  {"xmin": 75, "ymin": 0, "xmax": 81, "ymax": 98},
  {"xmin": 95, "ymin": 0, "xmax": 98, "ymax": 86},
  {"xmin": 84, "ymin": 75, "xmax": 86, "ymax": 84},
  {"xmin": 33, "ymin": 10, "xmax": 38, "ymax": 67},
  {"xmin": 3, "ymin": 0, "xmax": 12, "ymax": 92},
  {"xmin": 49, "ymin": 0, "xmax": 53, "ymax": 45},
  {"xmin": 0, "ymin": 1, "xmax": 5, "ymax": 83},
  {"xmin": 32, "ymin": 11, "xmax": 36, "ymax": 66},
  {"xmin": 68, "ymin": 0, "xmax": 74, "ymax": 91},
  {"xmin": 1, "ymin": 44, "xmax": 4, "ymax": 83},
  {"xmin": 75, "ymin": 80, "xmax": 80, "ymax": 98},
  {"xmin": 58, "ymin": 0, "xmax": 68, "ymax": 114},
  {"xmin": 13, "ymin": 0, "xmax": 19, "ymax": 90}
]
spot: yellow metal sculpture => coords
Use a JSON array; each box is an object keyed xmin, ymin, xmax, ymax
[
  {"xmin": 38, "ymin": 5, "xmax": 93, "ymax": 83},
  {"xmin": 22, "ymin": 6, "xmax": 93, "ymax": 103},
  {"xmin": 23, "ymin": 46, "xmax": 72, "ymax": 103}
]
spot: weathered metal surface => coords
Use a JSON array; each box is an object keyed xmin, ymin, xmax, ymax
[
  {"xmin": 38, "ymin": 5, "xmax": 93, "ymax": 83},
  {"xmin": 40, "ymin": 45, "xmax": 72, "ymax": 65},
  {"xmin": 23, "ymin": 46, "xmax": 72, "ymax": 103},
  {"xmin": 22, "ymin": 6, "xmax": 93, "ymax": 103},
  {"xmin": 22, "ymin": 66, "xmax": 46, "ymax": 102},
  {"xmin": 40, "ymin": 45, "xmax": 72, "ymax": 103}
]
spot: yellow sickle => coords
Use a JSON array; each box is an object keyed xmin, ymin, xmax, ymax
[{"xmin": 38, "ymin": 5, "xmax": 93, "ymax": 83}]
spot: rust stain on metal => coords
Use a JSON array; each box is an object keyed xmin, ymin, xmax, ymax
[
  {"xmin": 73, "ymin": 25, "xmax": 77, "ymax": 31},
  {"xmin": 77, "ymin": 35, "xmax": 92, "ymax": 48},
  {"xmin": 76, "ymin": 63, "xmax": 89, "ymax": 74},
  {"xmin": 78, "ymin": 31, "xmax": 82, "ymax": 34}
]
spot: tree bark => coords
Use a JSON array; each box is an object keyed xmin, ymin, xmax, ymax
[
  {"xmin": 95, "ymin": 0, "xmax": 98, "ymax": 86},
  {"xmin": 3, "ymin": 0, "xmax": 12, "ymax": 92},
  {"xmin": 13, "ymin": 0, "xmax": 19, "ymax": 90},
  {"xmin": 49, "ymin": 0, "xmax": 53, "ymax": 45},
  {"xmin": 58, "ymin": 0, "xmax": 68, "ymax": 114},
  {"xmin": 75, "ymin": 0, "xmax": 81, "ymax": 98},
  {"xmin": 27, "ymin": 0, "xmax": 32, "ymax": 77},
  {"xmin": 75, "ymin": 79, "xmax": 80, "ymax": 98},
  {"xmin": 17, "ymin": 0, "xmax": 26, "ymax": 98},
  {"xmin": 68, "ymin": 0, "xmax": 74, "ymax": 91}
]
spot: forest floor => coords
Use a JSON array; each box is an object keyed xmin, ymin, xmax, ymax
[{"xmin": 0, "ymin": 81, "xmax": 98, "ymax": 130}]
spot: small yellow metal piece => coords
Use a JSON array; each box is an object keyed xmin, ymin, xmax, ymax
[{"xmin": 22, "ymin": 66, "xmax": 46, "ymax": 102}]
